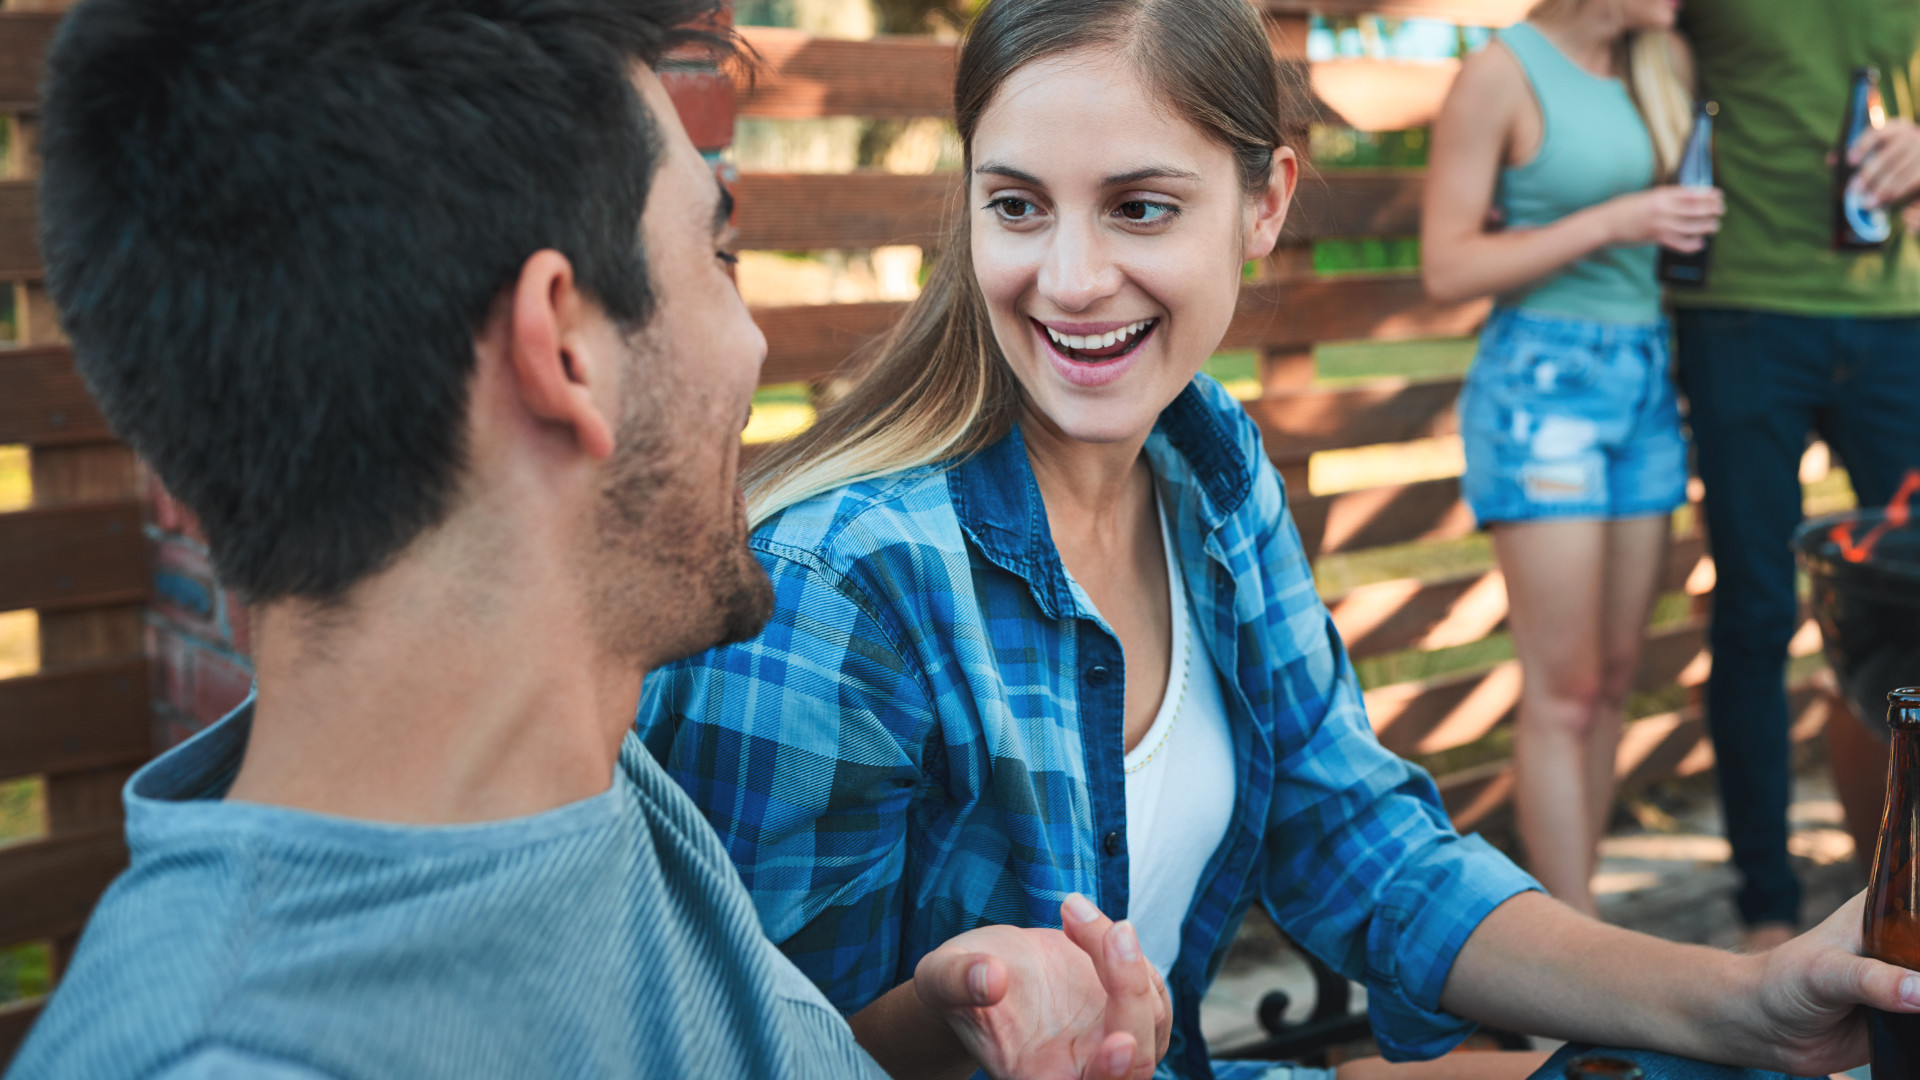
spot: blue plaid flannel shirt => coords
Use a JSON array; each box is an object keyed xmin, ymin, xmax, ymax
[{"xmin": 637, "ymin": 376, "xmax": 1540, "ymax": 1078}]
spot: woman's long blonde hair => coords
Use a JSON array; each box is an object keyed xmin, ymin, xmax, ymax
[
  {"xmin": 742, "ymin": 0, "xmax": 1290, "ymax": 526},
  {"xmin": 1526, "ymin": 0, "xmax": 1695, "ymax": 177}
]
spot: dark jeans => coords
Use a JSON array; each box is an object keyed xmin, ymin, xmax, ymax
[
  {"xmin": 1676, "ymin": 307, "xmax": 1920, "ymax": 926},
  {"xmin": 1527, "ymin": 1043, "xmax": 1819, "ymax": 1079}
]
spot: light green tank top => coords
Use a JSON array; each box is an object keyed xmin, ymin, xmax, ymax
[{"xmin": 1494, "ymin": 22, "xmax": 1661, "ymax": 324}]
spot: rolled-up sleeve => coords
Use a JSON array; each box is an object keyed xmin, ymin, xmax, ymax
[{"xmin": 1248, "ymin": 457, "xmax": 1540, "ymax": 1061}]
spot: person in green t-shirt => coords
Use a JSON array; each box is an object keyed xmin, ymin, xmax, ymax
[{"xmin": 1675, "ymin": 0, "xmax": 1920, "ymax": 952}]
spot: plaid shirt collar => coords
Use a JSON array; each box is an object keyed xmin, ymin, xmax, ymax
[{"xmin": 949, "ymin": 382, "xmax": 1255, "ymax": 620}]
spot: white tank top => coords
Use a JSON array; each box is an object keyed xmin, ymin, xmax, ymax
[{"xmin": 1121, "ymin": 500, "xmax": 1237, "ymax": 976}]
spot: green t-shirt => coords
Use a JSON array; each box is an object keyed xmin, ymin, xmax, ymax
[{"xmin": 1675, "ymin": 0, "xmax": 1920, "ymax": 315}]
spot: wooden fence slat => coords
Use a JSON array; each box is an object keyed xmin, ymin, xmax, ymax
[
  {"xmin": 0, "ymin": 657, "xmax": 150, "ymax": 780},
  {"xmin": 736, "ymin": 27, "xmax": 957, "ymax": 120},
  {"xmin": 0, "ymin": 826, "xmax": 127, "ymax": 948},
  {"xmin": 0, "ymin": 13, "xmax": 58, "ymax": 112},
  {"xmin": 1225, "ymin": 276, "xmax": 1488, "ymax": 353},
  {"xmin": 1368, "ymin": 622, "xmax": 1709, "ymax": 758},
  {"xmin": 730, "ymin": 170, "xmax": 1424, "ymax": 253},
  {"xmin": 733, "ymin": 28, "xmax": 1453, "ymax": 133},
  {"xmin": 0, "ymin": 345, "xmax": 111, "ymax": 446},
  {"xmin": 1263, "ymin": 0, "xmax": 1529, "ymax": 26},
  {"xmin": 757, "ymin": 275, "xmax": 1485, "ymax": 385},
  {"xmin": 1330, "ymin": 534, "xmax": 1706, "ymax": 661},
  {"xmin": 733, "ymin": 172, "xmax": 955, "ymax": 252},
  {"xmin": 0, "ymin": 180, "xmax": 38, "ymax": 280},
  {"xmin": 1292, "ymin": 476, "xmax": 1471, "ymax": 558},
  {"xmin": 1249, "ymin": 376, "xmax": 1459, "ymax": 465},
  {"xmin": 0, "ymin": 1000, "xmax": 41, "ymax": 1069},
  {"xmin": 0, "ymin": 501, "xmax": 147, "ymax": 613},
  {"xmin": 1438, "ymin": 681, "xmax": 1831, "ymax": 833}
]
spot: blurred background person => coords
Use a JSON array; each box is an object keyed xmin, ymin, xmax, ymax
[
  {"xmin": 1422, "ymin": 0, "xmax": 1720, "ymax": 916},
  {"xmin": 1673, "ymin": 0, "xmax": 1920, "ymax": 953}
]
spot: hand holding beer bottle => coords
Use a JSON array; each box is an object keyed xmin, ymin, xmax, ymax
[{"xmin": 1598, "ymin": 184, "xmax": 1723, "ymax": 253}]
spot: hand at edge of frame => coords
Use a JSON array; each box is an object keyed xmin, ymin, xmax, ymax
[
  {"xmin": 1732, "ymin": 889, "xmax": 1920, "ymax": 1076},
  {"xmin": 912, "ymin": 894, "xmax": 1173, "ymax": 1080}
]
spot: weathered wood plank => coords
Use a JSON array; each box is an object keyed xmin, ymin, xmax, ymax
[
  {"xmin": 0, "ymin": 826, "xmax": 126, "ymax": 948},
  {"xmin": 733, "ymin": 28, "xmax": 1454, "ymax": 133},
  {"xmin": 0, "ymin": 501, "xmax": 147, "ymax": 613},
  {"xmin": 0, "ymin": 657, "xmax": 150, "ymax": 781},
  {"xmin": 0, "ymin": 13, "xmax": 59, "ymax": 112},
  {"xmin": 0, "ymin": 180, "xmax": 39, "ymax": 280},
  {"xmin": 0, "ymin": 345, "xmax": 111, "ymax": 446},
  {"xmin": 1369, "ymin": 622, "xmax": 1711, "ymax": 758},
  {"xmin": 0, "ymin": 999, "xmax": 42, "ymax": 1074},
  {"xmin": 1292, "ymin": 476, "xmax": 1472, "ymax": 558},
  {"xmin": 1331, "ymin": 534, "xmax": 1707, "ymax": 661},
  {"xmin": 1223, "ymin": 276, "xmax": 1489, "ymax": 354},
  {"xmin": 757, "ymin": 275, "xmax": 1485, "ymax": 385},
  {"xmin": 733, "ymin": 172, "xmax": 956, "ymax": 252},
  {"xmin": 730, "ymin": 170, "xmax": 1424, "ymax": 253},
  {"xmin": 1248, "ymin": 376, "xmax": 1459, "ymax": 465},
  {"xmin": 1439, "ymin": 682, "xmax": 1830, "ymax": 833},
  {"xmin": 1263, "ymin": 0, "xmax": 1529, "ymax": 26},
  {"xmin": 736, "ymin": 27, "xmax": 957, "ymax": 120}
]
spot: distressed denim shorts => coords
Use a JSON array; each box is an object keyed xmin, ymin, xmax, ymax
[{"xmin": 1459, "ymin": 307, "xmax": 1689, "ymax": 526}]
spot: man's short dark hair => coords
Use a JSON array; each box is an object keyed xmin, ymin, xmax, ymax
[{"xmin": 38, "ymin": 0, "xmax": 730, "ymax": 601}]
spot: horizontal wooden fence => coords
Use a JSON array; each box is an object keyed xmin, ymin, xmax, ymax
[
  {"xmin": 0, "ymin": 1, "xmax": 150, "ymax": 1062},
  {"xmin": 0, "ymin": 0, "xmax": 1836, "ymax": 1067}
]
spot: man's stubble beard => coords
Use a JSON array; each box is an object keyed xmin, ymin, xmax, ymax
[{"xmin": 587, "ymin": 343, "xmax": 773, "ymax": 669}]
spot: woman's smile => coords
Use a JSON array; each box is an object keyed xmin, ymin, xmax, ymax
[{"xmin": 1031, "ymin": 316, "xmax": 1160, "ymax": 388}]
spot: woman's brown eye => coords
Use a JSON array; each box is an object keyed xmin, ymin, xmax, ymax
[{"xmin": 1117, "ymin": 201, "xmax": 1174, "ymax": 223}]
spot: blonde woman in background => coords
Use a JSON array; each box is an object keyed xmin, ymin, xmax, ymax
[{"xmin": 1423, "ymin": 0, "xmax": 1721, "ymax": 917}]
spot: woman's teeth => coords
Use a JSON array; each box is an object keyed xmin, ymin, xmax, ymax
[{"xmin": 1043, "ymin": 319, "xmax": 1154, "ymax": 351}]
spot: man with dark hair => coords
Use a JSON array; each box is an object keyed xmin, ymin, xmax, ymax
[{"xmin": 7, "ymin": 2, "xmax": 1168, "ymax": 1077}]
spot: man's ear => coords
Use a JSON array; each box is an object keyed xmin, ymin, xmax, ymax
[
  {"xmin": 1243, "ymin": 146, "xmax": 1300, "ymax": 261},
  {"xmin": 506, "ymin": 249, "xmax": 617, "ymax": 461}
]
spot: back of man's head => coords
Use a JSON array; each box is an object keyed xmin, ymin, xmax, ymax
[{"xmin": 38, "ymin": 0, "xmax": 726, "ymax": 603}]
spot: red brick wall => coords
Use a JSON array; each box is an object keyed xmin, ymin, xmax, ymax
[{"xmin": 142, "ymin": 48, "xmax": 736, "ymax": 750}]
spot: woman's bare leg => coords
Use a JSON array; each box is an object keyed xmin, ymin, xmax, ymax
[
  {"xmin": 1587, "ymin": 515, "xmax": 1672, "ymax": 869},
  {"xmin": 1496, "ymin": 519, "xmax": 1606, "ymax": 916}
]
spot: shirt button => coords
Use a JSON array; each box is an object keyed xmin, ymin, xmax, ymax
[
  {"xmin": 1103, "ymin": 831, "xmax": 1123, "ymax": 856},
  {"xmin": 1085, "ymin": 665, "xmax": 1111, "ymax": 687}
]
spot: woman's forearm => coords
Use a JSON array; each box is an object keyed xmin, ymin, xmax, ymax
[
  {"xmin": 847, "ymin": 979, "xmax": 977, "ymax": 1080},
  {"xmin": 1439, "ymin": 891, "xmax": 1759, "ymax": 1064},
  {"xmin": 1421, "ymin": 203, "xmax": 1619, "ymax": 305}
]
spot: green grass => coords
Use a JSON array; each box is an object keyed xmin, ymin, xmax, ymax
[
  {"xmin": 1315, "ymin": 337, "xmax": 1476, "ymax": 385},
  {"xmin": 0, "ymin": 942, "xmax": 50, "ymax": 1006},
  {"xmin": 1313, "ymin": 237, "xmax": 1421, "ymax": 277},
  {"xmin": 0, "ymin": 777, "xmax": 46, "ymax": 846}
]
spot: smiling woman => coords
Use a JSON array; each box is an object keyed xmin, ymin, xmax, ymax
[{"xmin": 643, "ymin": 2, "xmax": 1546, "ymax": 1078}]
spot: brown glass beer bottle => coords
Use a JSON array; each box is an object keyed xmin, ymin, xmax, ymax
[
  {"xmin": 1836, "ymin": 67, "xmax": 1892, "ymax": 250},
  {"xmin": 1864, "ymin": 687, "xmax": 1920, "ymax": 1078},
  {"xmin": 1657, "ymin": 101, "xmax": 1717, "ymax": 287}
]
